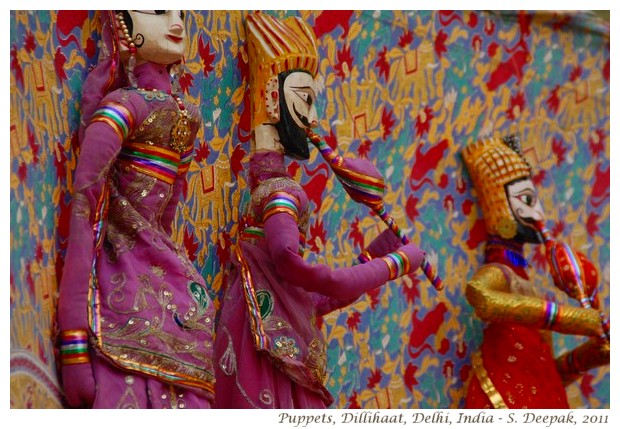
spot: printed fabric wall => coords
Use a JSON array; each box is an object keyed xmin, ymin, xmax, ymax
[{"xmin": 9, "ymin": 10, "xmax": 610, "ymax": 409}]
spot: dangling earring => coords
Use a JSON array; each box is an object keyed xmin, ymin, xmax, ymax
[{"xmin": 116, "ymin": 12, "xmax": 137, "ymax": 88}]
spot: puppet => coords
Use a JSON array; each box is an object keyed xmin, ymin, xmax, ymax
[
  {"xmin": 461, "ymin": 135, "xmax": 609, "ymax": 408},
  {"xmin": 57, "ymin": 10, "xmax": 215, "ymax": 408},
  {"xmin": 213, "ymin": 11, "xmax": 426, "ymax": 408}
]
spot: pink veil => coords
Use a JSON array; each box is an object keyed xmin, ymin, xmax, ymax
[{"xmin": 78, "ymin": 11, "xmax": 128, "ymax": 145}]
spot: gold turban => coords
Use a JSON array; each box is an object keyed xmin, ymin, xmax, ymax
[
  {"xmin": 462, "ymin": 137, "xmax": 531, "ymax": 239},
  {"xmin": 245, "ymin": 12, "xmax": 319, "ymax": 129}
]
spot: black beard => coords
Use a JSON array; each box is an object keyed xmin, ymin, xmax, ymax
[
  {"xmin": 273, "ymin": 107, "xmax": 310, "ymax": 160},
  {"xmin": 275, "ymin": 112, "xmax": 310, "ymax": 160},
  {"xmin": 513, "ymin": 221, "xmax": 543, "ymax": 244},
  {"xmin": 503, "ymin": 179, "xmax": 543, "ymax": 244}
]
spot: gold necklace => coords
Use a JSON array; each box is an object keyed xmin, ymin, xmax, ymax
[
  {"xmin": 169, "ymin": 94, "xmax": 191, "ymax": 154},
  {"xmin": 137, "ymin": 88, "xmax": 191, "ymax": 154}
]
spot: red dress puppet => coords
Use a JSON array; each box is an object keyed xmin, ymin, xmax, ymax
[{"xmin": 461, "ymin": 136, "xmax": 609, "ymax": 409}]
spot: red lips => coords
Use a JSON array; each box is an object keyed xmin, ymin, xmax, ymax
[{"xmin": 165, "ymin": 35, "xmax": 183, "ymax": 43}]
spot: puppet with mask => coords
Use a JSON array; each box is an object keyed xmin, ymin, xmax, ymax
[
  {"xmin": 56, "ymin": 11, "xmax": 215, "ymax": 408},
  {"xmin": 461, "ymin": 136, "xmax": 609, "ymax": 408},
  {"xmin": 213, "ymin": 11, "xmax": 425, "ymax": 409}
]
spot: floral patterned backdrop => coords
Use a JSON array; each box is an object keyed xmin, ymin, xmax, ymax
[{"xmin": 9, "ymin": 10, "xmax": 610, "ymax": 408}]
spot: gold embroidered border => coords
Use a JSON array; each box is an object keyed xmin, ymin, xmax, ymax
[{"xmin": 471, "ymin": 350, "xmax": 508, "ymax": 409}]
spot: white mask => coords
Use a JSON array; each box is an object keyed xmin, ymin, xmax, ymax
[
  {"xmin": 506, "ymin": 178, "xmax": 546, "ymax": 228},
  {"xmin": 281, "ymin": 72, "xmax": 318, "ymax": 129},
  {"xmin": 126, "ymin": 10, "xmax": 187, "ymax": 66}
]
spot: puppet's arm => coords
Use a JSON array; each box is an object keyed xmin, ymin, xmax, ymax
[{"xmin": 466, "ymin": 264, "xmax": 603, "ymax": 337}]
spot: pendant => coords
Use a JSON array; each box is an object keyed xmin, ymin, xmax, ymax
[{"xmin": 170, "ymin": 108, "xmax": 190, "ymax": 153}]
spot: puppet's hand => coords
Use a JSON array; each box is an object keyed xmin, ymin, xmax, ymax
[
  {"xmin": 61, "ymin": 361, "xmax": 96, "ymax": 408},
  {"xmin": 379, "ymin": 242, "xmax": 426, "ymax": 278},
  {"xmin": 365, "ymin": 229, "xmax": 402, "ymax": 259},
  {"xmin": 556, "ymin": 336, "xmax": 609, "ymax": 381}
]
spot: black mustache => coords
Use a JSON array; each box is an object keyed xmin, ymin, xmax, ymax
[{"xmin": 293, "ymin": 104, "xmax": 311, "ymax": 128}]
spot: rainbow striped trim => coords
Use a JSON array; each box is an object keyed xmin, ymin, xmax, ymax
[
  {"xmin": 87, "ymin": 181, "xmax": 109, "ymax": 344},
  {"xmin": 315, "ymin": 137, "xmax": 384, "ymax": 203},
  {"xmin": 543, "ymin": 301, "xmax": 559, "ymax": 329},
  {"xmin": 59, "ymin": 330, "xmax": 90, "ymax": 365},
  {"xmin": 236, "ymin": 245, "xmax": 270, "ymax": 351},
  {"xmin": 357, "ymin": 250, "xmax": 373, "ymax": 264},
  {"xmin": 241, "ymin": 226, "xmax": 266, "ymax": 240},
  {"xmin": 262, "ymin": 192, "xmax": 301, "ymax": 223},
  {"xmin": 241, "ymin": 225, "xmax": 306, "ymax": 255},
  {"xmin": 177, "ymin": 147, "xmax": 194, "ymax": 175},
  {"xmin": 381, "ymin": 250, "xmax": 411, "ymax": 280},
  {"xmin": 90, "ymin": 101, "xmax": 134, "ymax": 140},
  {"xmin": 118, "ymin": 142, "xmax": 182, "ymax": 185},
  {"xmin": 314, "ymin": 138, "xmax": 344, "ymax": 167}
]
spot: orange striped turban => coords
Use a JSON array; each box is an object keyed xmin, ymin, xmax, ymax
[{"xmin": 245, "ymin": 12, "xmax": 319, "ymax": 129}]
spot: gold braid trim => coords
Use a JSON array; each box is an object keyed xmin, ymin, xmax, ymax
[{"xmin": 471, "ymin": 350, "xmax": 508, "ymax": 409}]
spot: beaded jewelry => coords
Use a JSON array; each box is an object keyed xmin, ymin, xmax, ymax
[{"xmin": 115, "ymin": 12, "xmax": 138, "ymax": 88}]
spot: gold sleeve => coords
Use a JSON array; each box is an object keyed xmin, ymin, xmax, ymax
[{"xmin": 466, "ymin": 264, "xmax": 603, "ymax": 337}]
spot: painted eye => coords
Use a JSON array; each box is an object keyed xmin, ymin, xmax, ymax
[
  {"xmin": 294, "ymin": 90, "xmax": 313, "ymax": 106},
  {"xmin": 517, "ymin": 194, "xmax": 536, "ymax": 206}
]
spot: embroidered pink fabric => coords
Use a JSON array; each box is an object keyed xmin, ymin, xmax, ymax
[
  {"xmin": 58, "ymin": 62, "xmax": 214, "ymax": 408},
  {"xmin": 214, "ymin": 151, "xmax": 424, "ymax": 408}
]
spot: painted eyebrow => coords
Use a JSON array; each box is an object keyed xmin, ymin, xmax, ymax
[
  {"xmin": 291, "ymin": 86, "xmax": 315, "ymax": 95},
  {"xmin": 513, "ymin": 186, "xmax": 535, "ymax": 194}
]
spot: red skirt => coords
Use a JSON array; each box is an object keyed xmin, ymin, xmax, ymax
[{"xmin": 465, "ymin": 323, "xmax": 569, "ymax": 409}]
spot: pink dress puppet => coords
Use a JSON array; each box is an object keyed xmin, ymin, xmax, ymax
[
  {"xmin": 213, "ymin": 12, "xmax": 426, "ymax": 409},
  {"xmin": 57, "ymin": 11, "xmax": 215, "ymax": 408}
]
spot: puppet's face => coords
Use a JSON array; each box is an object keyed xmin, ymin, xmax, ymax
[
  {"xmin": 272, "ymin": 71, "xmax": 318, "ymax": 160},
  {"xmin": 127, "ymin": 10, "xmax": 186, "ymax": 65},
  {"xmin": 506, "ymin": 178, "xmax": 545, "ymax": 243},
  {"xmin": 282, "ymin": 71, "xmax": 318, "ymax": 130}
]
